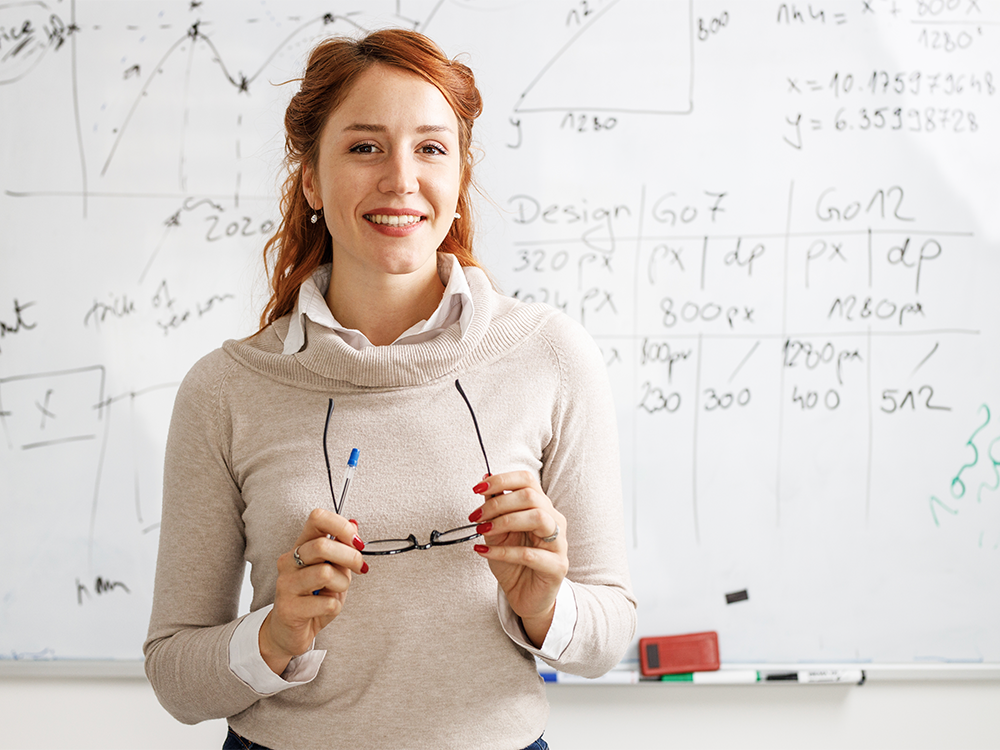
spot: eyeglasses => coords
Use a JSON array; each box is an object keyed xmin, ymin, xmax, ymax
[{"xmin": 323, "ymin": 379, "xmax": 492, "ymax": 556}]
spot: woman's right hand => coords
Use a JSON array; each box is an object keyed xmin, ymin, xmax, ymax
[{"xmin": 259, "ymin": 508, "xmax": 368, "ymax": 675}]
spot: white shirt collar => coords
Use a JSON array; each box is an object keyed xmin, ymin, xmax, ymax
[{"xmin": 280, "ymin": 253, "xmax": 475, "ymax": 355}]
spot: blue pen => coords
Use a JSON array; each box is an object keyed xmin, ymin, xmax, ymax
[
  {"xmin": 336, "ymin": 448, "xmax": 360, "ymax": 515},
  {"xmin": 313, "ymin": 448, "xmax": 360, "ymax": 595}
]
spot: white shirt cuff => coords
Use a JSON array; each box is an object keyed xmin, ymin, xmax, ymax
[
  {"xmin": 497, "ymin": 579, "xmax": 577, "ymax": 662},
  {"xmin": 229, "ymin": 604, "xmax": 326, "ymax": 694}
]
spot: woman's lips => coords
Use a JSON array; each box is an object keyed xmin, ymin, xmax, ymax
[
  {"xmin": 364, "ymin": 213, "xmax": 425, "ymax": 227},
  {"xmin": 363, "ymin": 210, "xmax": 426, "ymax": 235}
]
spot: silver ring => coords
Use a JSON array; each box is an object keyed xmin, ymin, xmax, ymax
[
  {"xmin": 293, "ymin": 546, "xmax": 305, "ymax": 567},
  {"xmin": 541, "ymin": 525, "xmax": 560, "ymax": 544}
]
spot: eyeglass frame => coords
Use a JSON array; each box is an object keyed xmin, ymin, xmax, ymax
[{"xmin": 323, "ymin": 378, "xmax": 492, "ymax": 556}]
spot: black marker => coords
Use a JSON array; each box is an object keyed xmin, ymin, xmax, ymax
[{"xmin": 765, "ymin": 669, "xmax": 865, "ymax": 684}]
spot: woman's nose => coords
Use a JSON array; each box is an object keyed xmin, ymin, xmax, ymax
[{"xmin": 379, "ymin": 152, "xmax": 418, "ymax": 195}]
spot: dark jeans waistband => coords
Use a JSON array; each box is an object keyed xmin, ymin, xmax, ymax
[{"xmin": 224, "ymin": 725, "xmax": 549, "ymax": 750}]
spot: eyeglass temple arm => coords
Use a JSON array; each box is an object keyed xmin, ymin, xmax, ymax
[
  {"xmin": 327, "ymin": 385, "xmax": 488, "ymax": 515},
  {"xmin": 323, "ymin": 398, "xmax": 341, "ymax": 513},
  {"xmin": 454, "ymin": 379, "xmax": 492, "ymax": 477}
]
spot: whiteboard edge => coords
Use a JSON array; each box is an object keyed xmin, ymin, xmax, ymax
[{"xmin": 2, "ymin": 661, "xmax": 1000, "ymax": 681}]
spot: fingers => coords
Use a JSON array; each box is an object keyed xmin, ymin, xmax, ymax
[
  {"xmin": 471, "ymin": 470, "xmax": 534, "ymax": 499},
  {"xmin": 295, "ymin": 508, "xmax": 365, "ymax": 552},
  {"xmin": 469, "ymin": 472, "xmax": 564, "ymax": 547},
  {"xmin": 474, "ymin": 505, "xmax": 563, "ymax": 547},
  {"xmin": 278, "ymin": 548, "xmax": 357, "ymax": 596},
  {"xmin": 283, "ymin": 537, "xmax": 368, "ymax": 583},
  {"xmin": 278, "ymin": 510, "xmax": 368, "ymax": 597},
  {"xmin": 287, "ymin": 534, "xmax": 366, "ymax": 572},
  {"xmin": 472, "ymin": 541, "xmax": 568, "ymax": 580}
]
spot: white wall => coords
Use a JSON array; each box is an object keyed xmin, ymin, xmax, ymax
[{"xmin": 1, "ymin": 678, "xmax": 998, "ymax": 749}]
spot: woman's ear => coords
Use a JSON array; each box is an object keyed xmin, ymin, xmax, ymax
[{"xmin": 302, "ymin": 163, "xmax": 321, "ymax": 210}]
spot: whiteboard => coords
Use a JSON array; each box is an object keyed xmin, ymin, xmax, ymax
[{"xmin": 1, "ymin": 0, "xmax": 998, "ymax": 674}]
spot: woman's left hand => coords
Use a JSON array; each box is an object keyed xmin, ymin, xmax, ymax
[{"xmin": 469, "ymin": 471, "xmax": 568, "ymax": 648}]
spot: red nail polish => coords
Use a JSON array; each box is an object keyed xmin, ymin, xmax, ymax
[
  {"xmin": 353, "ymin": 536, "xmax": 365, "ymax": 551},
  {"xmin": 360, "ymin": 561, "xmax": 369, "ymax": 574},
  {"xmin": 349, "ymin": 519, "xmax": 359, "ymax": 527},
  {"xmin": 474, "ymin": 544, "xmax": 489, "ymax": 554},
  {"xmin": 473, "ymin": 481, "xmax": 489, "ymax": 494},
  {"xmin": 468, "ymin": 508, "xmax": 483, "ymax": 522},
  {"xmin": 476, "ymin": 522, "xmax": 492, "ymax": 534}
]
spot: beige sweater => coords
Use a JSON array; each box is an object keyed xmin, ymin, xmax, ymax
[{"xmin": 144, "ymin": 265, "xmax": 636, "ymax": 750}]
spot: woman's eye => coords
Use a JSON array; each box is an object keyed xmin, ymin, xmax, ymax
[
  {"xmin": 420, "ymin": 143, "xmax": 447, "ymax": 156},
  {"xmin": 350, "ymin": 142, "xmax": 379, "ymax": 154}
]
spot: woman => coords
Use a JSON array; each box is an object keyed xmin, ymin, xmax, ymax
[{"xmin": 144, "ymin": 28, "xmax": 635, "ymax": 750}]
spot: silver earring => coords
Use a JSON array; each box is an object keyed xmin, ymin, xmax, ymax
[
  {"xmin": 454, "ymin": 212, "xmax": 461, "ymax": 220},
  {"xmin": 310, "ymin": 208, "xmax": 323, "ymax": 224}
]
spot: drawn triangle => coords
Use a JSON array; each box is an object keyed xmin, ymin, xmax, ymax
[{"xmin": 514, "ymin": 0, "xmax": 692, "ymax": 114}]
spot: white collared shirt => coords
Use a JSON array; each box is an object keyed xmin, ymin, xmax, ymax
[
  {"xmin": 229, "ymin": 253, "xmax": 577, "ymax": 692},
  {"xmin": 280, "ymin": 253, "xmax": 475, "ymax": 354}
]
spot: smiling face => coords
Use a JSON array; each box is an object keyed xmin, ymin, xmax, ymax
[{"xmin": 302, "ymin": 64, "xmax": 462, "ymax": 285}]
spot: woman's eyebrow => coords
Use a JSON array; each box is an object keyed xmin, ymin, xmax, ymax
[
  {"xmin": 343, "ymin": 123, "xmax": 385, "ymax": 133},
  {"xmin": 342, "ymin": 123, "xmax": 455, "ymax": 134},
  {"xmin": 415, "ymin": 124, "xmax": 455, "ymax": 134}
]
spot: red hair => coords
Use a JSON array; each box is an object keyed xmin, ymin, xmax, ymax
[{"xmin": 259, "ymin": 29, "xmax": 484, "ymax": 329}]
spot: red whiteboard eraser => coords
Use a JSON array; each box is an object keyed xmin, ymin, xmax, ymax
[{"xmin": 639, "ymin": 631, "xmax": 720, "ymax": 676}]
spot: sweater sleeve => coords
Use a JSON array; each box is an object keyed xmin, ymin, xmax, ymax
[
  {"xmin": 536, "ymin": 315, "xmax": 638, "ymax": 678},
  {"xmin": 143, "ymin": 351, "xmax": 266, "ymax": 724}
]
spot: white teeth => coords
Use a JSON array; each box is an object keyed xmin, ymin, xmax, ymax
[{"xmin": 366, "ymin": 214, "xmax": 423, "ymax": 226}]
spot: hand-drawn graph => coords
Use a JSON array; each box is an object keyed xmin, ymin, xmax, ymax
[
  {"xmin": 510, "ymin": 0, "xmax": 693, "ymax": 115},
  {"xmin": 1, "ymin": 1, "xmax": 436, "ymax": 209}
]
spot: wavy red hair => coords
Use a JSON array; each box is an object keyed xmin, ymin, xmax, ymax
[{"xmin": 258, "ymin": 29, "xmax": 485, "ymax": 329}]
